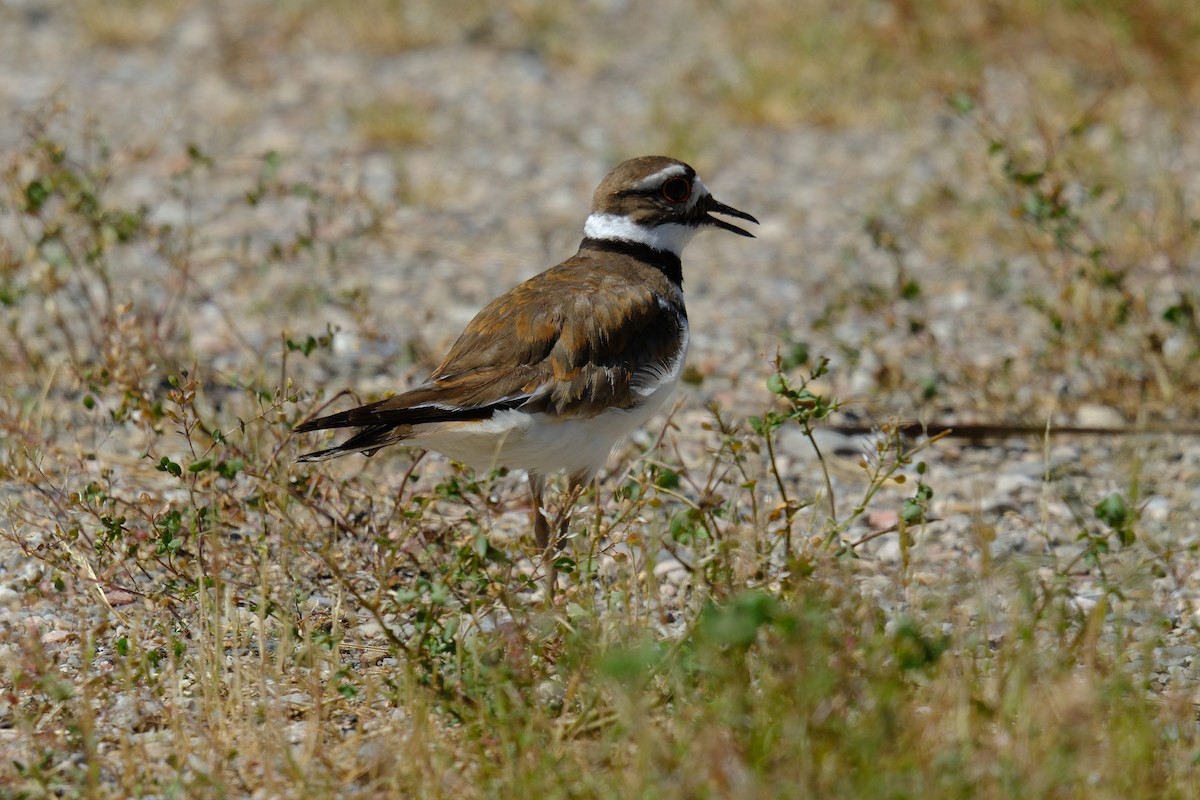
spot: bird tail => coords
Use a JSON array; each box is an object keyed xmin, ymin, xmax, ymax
[
  {"xmin": 294, "ymin": 390, "xmax": 532, "ymax": 462},
  {"xmin": 296, "ymin": 423, "xmax": 411, "ymax": 462}
]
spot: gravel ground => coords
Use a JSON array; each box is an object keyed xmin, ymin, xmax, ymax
[{"xmin": 2, "ymin": 0, "xmax": 1200, "ymax": 746}]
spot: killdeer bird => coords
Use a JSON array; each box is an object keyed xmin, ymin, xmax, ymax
[{"xmin": 296, "ymin": 156, "xmax": 757, "ymax": 549}]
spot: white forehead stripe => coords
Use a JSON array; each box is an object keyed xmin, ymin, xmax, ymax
[
  {"xmin": 630, "ymin": 167, "xmax": 710, "ymax": 214},
  {"xmin": 631, "ymin": 163, "xmax": 688, "ymax": 191},
  {"xmin": 688, "ymin": 177, "xmax": 709, "ymax": 212},
  {"xmin": 583, "ymin": 213, "xmax": 700, "ymax": 256}
]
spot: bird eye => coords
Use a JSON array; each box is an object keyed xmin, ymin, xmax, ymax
[{"xmin": 660, "ymin": 177, "xmax": 691, "ymax": 204}]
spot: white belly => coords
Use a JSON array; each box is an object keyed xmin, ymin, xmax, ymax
[{"xmin": 415, "ymin": 354, "xmax": 684, "ymax": 479}]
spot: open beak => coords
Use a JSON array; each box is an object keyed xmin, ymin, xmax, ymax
[{"xmin": 702, "ymin": 196, "xmax": 759, "ymax": 237}]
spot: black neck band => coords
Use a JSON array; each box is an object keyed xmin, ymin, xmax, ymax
[{"xmin": 579, "ymin": 237, "xmax": 683, "ymax": 286}]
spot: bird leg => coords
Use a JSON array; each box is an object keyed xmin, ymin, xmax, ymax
[
  {"xmin": 531, "ymin": 474, "xmax": 587, "ymax": 553},
  {"xmin": 537, "ymin": 477, "xmax": 587, "ymax": 602},
  {"xmin": 547, "ymin": 477, "xmax": 587, "ymax": 553},
  {"xmin": 530, "ymin": 472, "xmax": 551, "ymax": 551}
]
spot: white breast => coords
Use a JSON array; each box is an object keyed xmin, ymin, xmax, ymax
[{"xmin": 413, "ymin": 324, "xmax": 689, "ymax": 480}]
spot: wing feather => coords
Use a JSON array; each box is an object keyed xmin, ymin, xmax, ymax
[{"xmin": 295, "ymin": 250, "xmax": 687, "ymax": 460}]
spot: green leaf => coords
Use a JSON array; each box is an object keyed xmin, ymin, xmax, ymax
[
  {"xmin": 285, "ymin": 335, "xmax": 319, "ymax": 356},
  {"xmin": 947, "ymin": 92, "xmax": 974, "ymax": 114},
  {"xmin": 782, "ymin": 340, "xmax": 809, "ymax": 370},
  {"xmin": 428, "ymin": 583, "xmax": 450, "ymax": 606},
  {"xmin": 1094, "ymin": 492, "xmax": 1129, "ymax": 529},
  {"xmin": 156, "ymin": 457, "xmax": 182, "ymax": 478},
  {"xmin": 1163, "ymin": 303, "xmax": 1192, "ymax": 326},
  {"xmin": 597, "ymin": 640, "xmax": 663, "ymax": 686},
  {"xmin": 669, "ymin": 510, "xmax": 700, "ymax": 542},
  {"xmin": 216, "ymin": 458, "xmax": 244, "ymax": 479},
  {"xmin": 653, "ymin": 467, "xmax": 681, "ymax": 490},
  {"xmin": 24, "ymin": 179, "xmax": 51, "ymax": 213},
  {"xmin": 901, "ymin": 498, "xmax": 926, "ymax": 525},
  {"xmin": 186, "ymin": 143, "xmax": 214, "ymax": 168},
  {"xmin": 262, "ymin": 149, "xmax": 283, "ymax": 178},
  {"xmin": 892, "ymin": 616, "xmax": 947, "ymax": 671},
  {"xmin": 698, "ymin": 592, "xmax": 780, "ymax": 649}
]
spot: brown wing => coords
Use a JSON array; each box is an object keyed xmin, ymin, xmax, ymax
[
  {"xmin": 294, "ymin": 251, "xmax": 685, "ymax": 458},
  {"xmin": 426, "ymin": 251, "xmax": 686, "ymax": 416}
]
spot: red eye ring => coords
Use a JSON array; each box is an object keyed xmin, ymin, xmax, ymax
[{"xmin": 661, "ymin": 176, "xmax": 691, "ymax": 204}]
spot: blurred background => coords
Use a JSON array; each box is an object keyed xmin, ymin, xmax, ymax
[
  {"xmin": 3, "ymin": 0, "xmax": 1199, "ymax": 422},
  {"xmin": 3, "ymin": 4, "xmax": 1200, "ymax": 793}
]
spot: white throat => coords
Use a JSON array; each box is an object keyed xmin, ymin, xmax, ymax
[{"xmin": 583, "ymin": 213, "xmax": 699, "ymax": 257}]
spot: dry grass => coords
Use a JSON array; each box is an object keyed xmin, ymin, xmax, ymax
[
  {"xmin": 76, "ymin": 0, "xmax": 190, "ymax": 48},
  {"xmin": 4, "ymin": 1, "xmax": 1200, "ymax": 797},
  {"xmin": 351, "ymin": 99, "xmax": 434, "ymax": 150},
  {"xmin": 249, "ymin": 0, "xmax": 1200, "ymax": 127},
  {"xmin": 844, "ymin": 92, "xmax": 1200, "ymax": 420},
  {"xmin": 712, "ymin": 0, "xmax": 1200, "ymax": 126}
]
